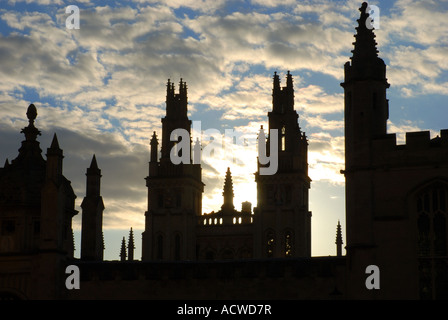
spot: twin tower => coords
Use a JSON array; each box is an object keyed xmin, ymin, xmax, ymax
[{"xmin": 141, "ymin": 72, "xmax": 311, "ymax": 261}]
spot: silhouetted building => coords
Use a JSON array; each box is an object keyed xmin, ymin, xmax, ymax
[
  {"xmin": 0, "ymin": 2, "xmax": 447, "ymax": 300},
  {"xmin": 140, "ymin": 70, "xmax": 310, "ymax": 262},
  {"xmin": 255, "ymin": 70, "xmax": 311, "ymax": 258},
  {"xmin": 142, "ymin": 78, "xmax": 204, "ymax": 261},
  {"xmin": 340, "ymin": 2, "xmax": 448, "ymax": 299},
  {"xmin": 81, "ymin": 155, "xmax": 104, "ymax": 261},
  {"xmin": 0, "ymin": 104, "xmax": 78, "ymax": 299}
]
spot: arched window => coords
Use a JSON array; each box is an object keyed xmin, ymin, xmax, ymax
[
  {"xmin": 416, "ymin": 184, "xmax": 447, "ymax": 257},
  {"xmin": 416, "ymin": 182, "xmax": 448, "ymax": 299},
  {"xmin": 284, "ymin": 231, "xmax": 293, "ymax": 257},
  {"xmin": 281, "ymin": 125, "xmax": 286, "ymax": 151},
  {"xmin": 266, "ymin": 231, "xmax": 275, "ymax": 257}
]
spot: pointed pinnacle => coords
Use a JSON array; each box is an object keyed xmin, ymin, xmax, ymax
[
  {"xmin": 90, "ymin": 154, "xmax": 98, "ymax": 169},
  {"xmin": 50, "ymin": 133, "xmax": 60, "ymax": 149}
]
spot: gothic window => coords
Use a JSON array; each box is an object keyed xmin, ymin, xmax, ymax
[
  {"xmin": 281, "ymin": 125, "xmax": 286, "ymax": 151},
  {"xmin": 266, "ymin": 231, "xmax": 275, "ymax": 257},
  {"xmin": 416, "ymin": 183, "xmax": 448, "ymax": 299},
  {"xmin": 416, "ymin": 184, "xmax": 448, "ymax": 257},
  {"xmin": 417, "ymin": 213, "xmax": 430, "ymax": 256},
  {"xmin": 284, "ymin": 231, "xmax": 293, "ymax": 257},
  {"xmin": 434, "ymin": 213, "xmax": 446, "ymax": 256}
]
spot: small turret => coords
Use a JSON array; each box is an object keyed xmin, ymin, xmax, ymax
[
  {"xmin": 150, "ymin": 131, "xmax": 158, "ymax": 163},
  {"xmin": 80, "ymin": 155, "xmax": 105, "ymax": 261},
  {"xmin": 120, "ymin": 237, "xmax": 127, "ymax": 261},
  {"xmin": 221, "ymin": 167, "xmax": 235, "ymax": 212},
  {"xmin": 336, "ymin": 220, "xmax": 344, "ymax": 257},
  {"xmin": 46, "ymin": 134, "xmax": 63, "ymax": 183},
  {"xmin": 128, "ymin": 227, "xmax": 135, "ymax": 261},
  {"xmin": 86, "ymin": 154, "xmax": 101, "ymax": 197}
]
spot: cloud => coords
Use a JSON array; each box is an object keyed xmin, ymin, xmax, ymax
[
  {"xmin": 308, "ymin": 132, "xmax": 345, "ymax": 184},
  {"xmin": 297, "ymin": 84, "xmax": 344, "ymax": 114},
  {"xmin": 375, "ymin": 0, "xmax": 448, "ymax": 95},
  {"xmin": 1, "ymin": 0, "xmax": 446, "ymax": 247}
]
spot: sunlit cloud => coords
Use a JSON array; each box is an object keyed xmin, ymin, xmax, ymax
[{"xmin": 0, "ymin": 0, "xmax": 446, "ymax": 259}]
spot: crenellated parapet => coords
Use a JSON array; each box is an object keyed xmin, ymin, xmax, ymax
[{"xmin": 370, "ymin": 130, "xmax": 448, "ymax": 169}]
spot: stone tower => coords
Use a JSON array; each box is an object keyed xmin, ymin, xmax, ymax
[
  {"xmin": 81, "ymin": 155, "xmax": 105, "ymax": 261},
  {"xmin": 340, "ymin": 2, "xmax": 390, "ymax": 297},
  {"xmin": 341, "ymin": 3, "xmax": 448, "ymax": 299},
  {"xmin": 0, "ymin": 104, "xmax": 77, "ymax": 299},
  {"xmin": 142, "ymin": 79, "xmax": 204, "ymax": 261},
  {"xmin": 254, "ymin": 71, "xmax": 311, "ymax": 258}
]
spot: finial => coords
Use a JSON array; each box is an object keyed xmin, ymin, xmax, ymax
[
  {"xmin": 336, "ymin": 220, "xmax": 343, "ymax": 256},
  {"xmin": 222, "ymin": 166, "xmax": 235, "ymax": 210},
  {"xmin": 360, "ymin": 2, "xmax": 368, "ymax": 12},
  {"xmin": 26, "ymin": 103, "xmax": 37, "ymax": 122},
  {"xmin": 21, "ymin": 104, "xmax": 41, "ymax": 141},
  {"xmin": 50, "ymin": 133, "xmax": 60, "ymax": 149},
  {"xmin": 89, "ymin": 154, "xmax": 98, "ymax": 169}
]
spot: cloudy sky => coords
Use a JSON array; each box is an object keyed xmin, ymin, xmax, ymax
[{"xmin": 1, "ymin": 0, "xmax": 447, "ymax": 260}]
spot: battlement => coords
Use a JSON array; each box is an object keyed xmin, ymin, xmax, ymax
[
  {"xmin": 199, "ymin": 211, "xmax": 253, "ymax": 226},
  {"xmin": 68, "ymin": 257, "xmax": 346, "ymax": 299},
  {"xmin": 372, "ymin": 129, "xmax": 448, "ymax": 168}
]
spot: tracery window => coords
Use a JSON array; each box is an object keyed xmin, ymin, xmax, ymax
[
  {"xmin": 281, "ymin": 125, "xmax": 286, "ymax": 151},
  {"xmin": 416, "ymin": 183, "xmax": 448, "ymax": 299},
  {"xmin": 417, "ymin": 185, "xmax": 447, "ymax": 257},
  {"xmin": 266, "ymin": 231, "xmax": 275, "ymax": 257},
  {"xmin": 285, "ymin": 231, "xmax": 293, "ymax": 257}
]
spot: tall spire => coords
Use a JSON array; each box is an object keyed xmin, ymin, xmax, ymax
[
  {"xmin": 86, "ymin": 154, "xmax": 101, "ymax": 197},
  {"xmin": 351, "ymin": 2, "xmax": 379, "ymax": 64},
  {"xmin": 120, "ymin": 237, "xmax": 127, "ymax": 261},
  {"xmin": 221, "ymin": 167, "xmax": 234, "ymax": 211},
  {"xmin": 150, "ymin": 131, "xmax": 158, "ymax": 163},
  {"xmin": 346, "ymin": 2, "xmax": 389, "ymax": 85},
  {"xmin": 45, "ymin": 133, "xmax": 63, "ymax": 182},
  {"xmin": 128, "ymin": 227, "xmax": 135, "ymax": 261},
  {"xmin": 336, "ymin": 220, "xmax": 343, "ymax": 257},
  {"xmin": 81, "ymin": 154, "xmax": 104, "ymax": 261}
]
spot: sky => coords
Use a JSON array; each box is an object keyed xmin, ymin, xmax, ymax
[{"xmin": 0, "ymin": 0, "xmax": 447, "ymax": 260}]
